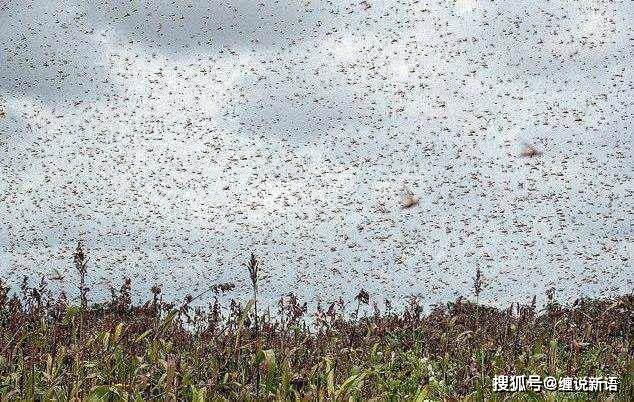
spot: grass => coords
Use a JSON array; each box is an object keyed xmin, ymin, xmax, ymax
[{"xmin": 0, "ymin": 243, "xmax": 631, "ymax": 401}]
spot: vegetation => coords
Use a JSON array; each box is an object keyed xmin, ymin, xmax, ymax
[{"xmin": 0, "ymin": 243, "xmax": 631, "ymax": 400}]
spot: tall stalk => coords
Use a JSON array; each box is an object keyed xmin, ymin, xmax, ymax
[
  {"xmin": 73, "ymin": 240, "xmax": 88, "ymax": 340},
  {"xmin": 247, "ymin": 252, "xmax": 259, "ymax": 331},
  {"xmin": 73, "ymin": 241, "xmax": 88, "ymax": 310}
]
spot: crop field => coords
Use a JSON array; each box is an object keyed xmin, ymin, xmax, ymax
[{"xmin": 0, "ymin": 247, "xmax": 631, "ymax": 400}]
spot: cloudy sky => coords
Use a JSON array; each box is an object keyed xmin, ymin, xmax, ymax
[{"xmin": 0, "ymin": 0, "xmax": 631, "ymax": 307}]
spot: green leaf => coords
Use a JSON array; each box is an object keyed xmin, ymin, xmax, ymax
[
  {"xmin": 102, "ymin": 331, "xmax": 110, "ymax": 349},
  {"xmin": 159, "ymin": 310, "xmax": 178, "ymax": 333},
  {"xmin": 135, "ymin": 329, "xmax": 153, "ymax": 343},
  {"xmin": 325, "ymin": 357, "xmax": 335, "ymax": 396},
  {"xmin": 259, "ymin": 349, "xmax": 277, "ymax": 372},
  {"xmin": 191, "ymin": 384, "xmax": 205, "ymax": 402},
  {"xmin": 86, "ymin": 385, "xmax": 113, "ymax": 401},
  {"xmin": 238, "ymin": 299, "xmax": 255, "ymax": 330},
  {"xmin": 414, "ymin": 385, "xmax": 429, "ymax": 402},
  {"xmin": 86, "ymin": 384, "xmax": 127, "ymax": 401},
  {"xmin": 335, "ymin": 371, "xmax": 368, "ymax": 400},
  {"xmin": 113, "ymin": 322, "xmax": 124, "ymax": 344}
]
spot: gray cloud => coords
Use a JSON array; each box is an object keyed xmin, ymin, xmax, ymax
[
  {"xmin": 88, "ymin": 0, "xmax": 338, "ymax": 52},
  {"xmin": 0, "ymin": 1, "xmax": 117, "ymax": 103},
  {"xmin": 225, "ymin": 0, "xmax": 632, "ymax": 141},
  {"xmin": 1, "ymin": 0, "xmax": 632, "ymax": 307}
]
